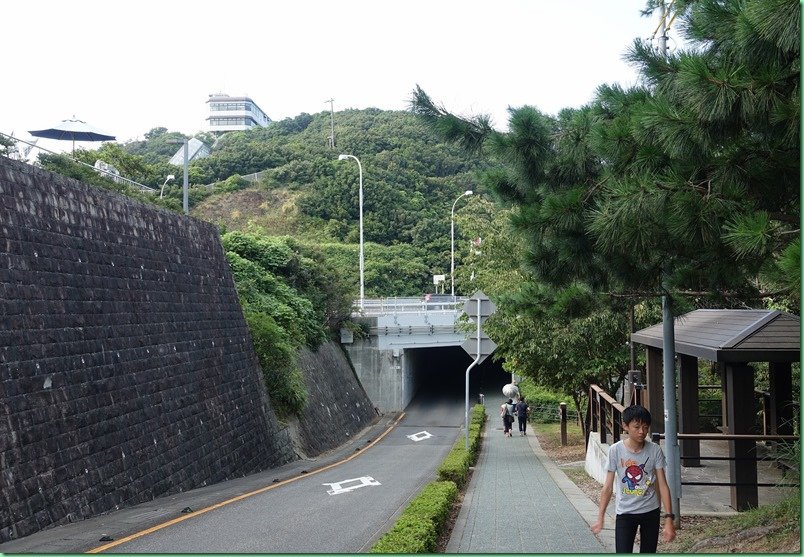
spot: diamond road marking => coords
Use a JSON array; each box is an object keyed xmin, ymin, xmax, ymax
[
  {"xmin": 407, "ymin": 431, "xmax": 433, "ymax": 442},
  {"xmin": 323, "ymin": 476, "xmax": 381, "ymax": 495}
]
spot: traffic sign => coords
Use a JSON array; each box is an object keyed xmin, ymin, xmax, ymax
[
  {"xmin": 462, "ymin": 290, "xmax": 497, "ymax": 323},
  {"xmin": 461, "ymin": 332, "xmax": 497, "ymax": 364}
]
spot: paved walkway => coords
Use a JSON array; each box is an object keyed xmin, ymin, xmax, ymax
[{"xmin": 447, "ymin": 408, "xmax": 615, "ymax": 553}]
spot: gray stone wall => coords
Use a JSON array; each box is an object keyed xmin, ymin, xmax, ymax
[
  {"xmin": 0, "ymin": 158, "xmax": 297, "ymax": 542},
  {"xmin": 295, "ymin": 342, "xmax": 377, "ymax": 456}
]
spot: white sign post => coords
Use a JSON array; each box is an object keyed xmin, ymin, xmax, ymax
[{"xmin": 461, "ymin": 291, "xmax": 497, "ymax": 450}]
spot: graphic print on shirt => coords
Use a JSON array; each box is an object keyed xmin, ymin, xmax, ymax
[{"xmin": 620, "ymin": 457, "xmax": 651, "ymax": 495}]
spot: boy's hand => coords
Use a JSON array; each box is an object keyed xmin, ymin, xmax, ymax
[
  {"xmin": 590, "ymin": 520, "xmax": 603, "ymax": 534},
  {"xmin": 662, "ymin": 517, "xmax": 676, "ymax": 542}
]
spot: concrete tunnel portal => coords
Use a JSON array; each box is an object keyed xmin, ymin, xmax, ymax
[
  {"xmin": 405, "ymin": 346, "xmax": 510, "ymax": 405},
  {"xmin": 344, "ymin": 339, "xmax": 512, "ymax": 415}
]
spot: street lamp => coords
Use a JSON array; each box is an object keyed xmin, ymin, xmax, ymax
[
  {"xmin": 451, "ymin": 190, "xmax": 473, "ymax": 298},
  {"xmin": 338, "ymin": 154, "xmax": 364, "ymax": 309},
  {"xmin": 160, "ymin": 174, "xmax": 175, "ymax": 199}
]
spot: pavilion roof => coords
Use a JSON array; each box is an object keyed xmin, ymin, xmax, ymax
[{"xmin": 631, "ymin": 309, "xmax": 800, "ymax": 363}]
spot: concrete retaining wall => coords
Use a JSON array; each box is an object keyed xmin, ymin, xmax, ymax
[
  {"xmin": 343, "ymin": 339, "xmax": 415, "ymax": 412},
  {"xmin": 584, "ymin": 432, "xmax": 610, "ymax": 484}
]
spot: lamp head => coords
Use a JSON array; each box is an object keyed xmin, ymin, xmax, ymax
[
  {"xmin": 338, "ymin": 154, "xmax": 349, "ymax": 161},
  {"xmin": 166, "ymin": 174, "xmax": 175, "ymax": 181},
  {"xmin": 465, "ymin": 190, "xmax": 473, "ymax": 196}
]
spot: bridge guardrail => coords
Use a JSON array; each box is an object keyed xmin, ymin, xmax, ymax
[{"xmin": 354, "ymin": 297, "xmax": 468, "ymax": 316}]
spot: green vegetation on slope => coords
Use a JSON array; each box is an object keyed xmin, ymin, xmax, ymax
[{"xmin": 222, "ymin": 231, "xmax": 353, "ymax": 417}]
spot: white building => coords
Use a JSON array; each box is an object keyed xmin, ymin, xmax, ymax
[{"xmin": 206, "ymin": 93, "xmax": 271, "ymax": 132}]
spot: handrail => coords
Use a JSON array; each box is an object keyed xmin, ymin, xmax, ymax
[
  {"xmin": 589, "ymin": 384, "xmax": 625, "ymax": 445},
  {"xmin": 652, "ymin": 433, "xmax": 799, "ymax": 441},
  {"xmin": 591, "ymin": 384, "xmax": 626, "ymax": 412}
]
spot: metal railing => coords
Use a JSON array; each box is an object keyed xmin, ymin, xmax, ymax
[
  {"xmin": 354, "ymin": 297, "xmax": 467, "ymax": 315},
  {"xmin": 1, "ymin": 132, "xmax": 156, "ymax": 192}
]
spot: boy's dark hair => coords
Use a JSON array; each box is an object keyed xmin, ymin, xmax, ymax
[{"xmin": 622, "ymin": 404, "xmax": 652, "ymax": 425}]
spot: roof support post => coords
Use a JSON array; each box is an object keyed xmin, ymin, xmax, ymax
[
  {"xmin": 725, "ymin": 363, "xmax": 758, "ymax": 511},
  {"xmin": 768, "ymin": 362, "xmax": 794, "ymax": 437},
  {"xmin": 644, "ymin": 347, "xmax": 665, "ymax": 434},
  {"xmin": 678, "ymin": 354, "xmax": 701, "ymax": 466}
]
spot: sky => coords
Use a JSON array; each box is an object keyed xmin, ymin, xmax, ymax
[{"xmin": 1, "ymin": 0, "xmax": 675, "ymax": 155}]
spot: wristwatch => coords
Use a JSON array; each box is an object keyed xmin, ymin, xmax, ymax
[{"xmin": 663, "ymin": 513, "xmax": 675, "ymax": 519}]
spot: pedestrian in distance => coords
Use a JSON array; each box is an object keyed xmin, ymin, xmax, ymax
[
  {"xmin": 515, "ymin": 396, "xmax": 530, "ymax": 435},
  {"xmin": 499, "ymin": 400, "xmax": 508, "ymax": 436},
  {"xmin": 590, "ymin": 404, "xmax": 676, "ymax": 553},
  {"xmin": 505, "ymin": 398, "xmax": 516, "ymax": 437}
]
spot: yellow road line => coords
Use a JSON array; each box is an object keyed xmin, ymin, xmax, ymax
[{"xmin": 87, "ymin": 413, "xmax": 405, "ymax": 554}]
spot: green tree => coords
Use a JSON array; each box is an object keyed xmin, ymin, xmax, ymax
[{"xmin": 411, "ymin": 0, "xmax": 800, "ymax": 419}]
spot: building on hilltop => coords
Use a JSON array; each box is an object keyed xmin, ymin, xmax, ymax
[
  {"xmin": 169, "ymin": 137, "xmax": 211, "ymax": 166},
  {"xmin": 206, "ymin": 93, "xmax": 271, "ymax": 132}
]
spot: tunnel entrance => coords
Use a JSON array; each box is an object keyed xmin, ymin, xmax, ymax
[{"xmin": 404, "ymin": 346, "xmax": 510, "ymax": 408}]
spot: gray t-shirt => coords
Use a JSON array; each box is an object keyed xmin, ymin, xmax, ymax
[{"xmin": 607, "ymin": 439, "xmax": 666, "ymax": 515}]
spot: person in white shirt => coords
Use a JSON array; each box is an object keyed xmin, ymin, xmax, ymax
[{"xmin": 591, "ymin": 405, "xmax": 676, "ymax": 552}]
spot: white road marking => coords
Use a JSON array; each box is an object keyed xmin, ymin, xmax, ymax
[
  {"xmin": 323, "ymin": 476, "xmax": 381, "ymax": 495},
  {"xmin": 407, "ymin": 430, "xmax": 433, "ymax": 442}
]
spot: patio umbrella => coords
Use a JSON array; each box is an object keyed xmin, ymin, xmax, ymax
[{"xmin": 29, "ymin": 117, "xmax": 116, "ymax": 154}]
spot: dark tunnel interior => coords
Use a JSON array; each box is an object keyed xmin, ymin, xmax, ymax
[{"xmin": 404, "ymin": 346, "xmax": 511, "ymax": 407}]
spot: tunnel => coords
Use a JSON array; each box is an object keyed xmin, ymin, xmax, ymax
[{"xmin": 404, "ymin": 346, "xmax": 510, "ymax": 405}]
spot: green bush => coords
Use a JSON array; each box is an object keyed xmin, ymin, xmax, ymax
[
  {"xmin": 371, "ymin": 405, "xmax": 485, "ymax": 553},
  {"xmin": 437, "ymin": 449, "xmax": 470, "ymax": 488},
  {"xmin": 370, "ymin": 482, "xmax": 458, "ymax": 553},
  {"xmin": 518, "ymin": 379, "xmax": 571, "ymax": 423},
  {"xmin": 437, "ymin": 404, "xmax": 486, "ymax": 488},
  {"xmin": 244, "ymin": 311, "xmax": 307, "ymax": 417}
]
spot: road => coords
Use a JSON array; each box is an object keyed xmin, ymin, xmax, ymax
[{"xmin": 100, "ymin": 381, "xmax": 467, "ymax": 553}]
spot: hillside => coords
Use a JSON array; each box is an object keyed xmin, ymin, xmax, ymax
[{"xmin": 149, "ymin": 108, "xmax": 494, "ymax": 296}]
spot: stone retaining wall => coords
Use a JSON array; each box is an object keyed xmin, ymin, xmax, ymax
[
  {"xmin": 0, "ymin": 158, "xmax": 297, "ymax": 542},
  {"xmin": 295, "ymin": 342, "xmax": 377, "ymax": 456}
]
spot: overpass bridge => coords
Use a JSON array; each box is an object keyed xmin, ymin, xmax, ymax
[{"xmin": 341, "ymin": 297, "xmax": 506, "ymax": 412}]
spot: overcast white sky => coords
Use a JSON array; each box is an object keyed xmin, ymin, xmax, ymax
[{"xmin": 2, "ymin": 0, "xmax": 672, "ymax": 153}]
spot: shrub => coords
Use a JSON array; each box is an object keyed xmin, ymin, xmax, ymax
[
  {"xmin": 370, "ymin": 482, "xmax": 458, "ymax": 553},
  {"xmin": 371, "ymin": 405, "xmax": 484, "ymax": 553},
  {"xmin": 518, "ymin": 379, "xmax": 571, "ymax": 423},
  {"xmin": 244, "ymin": 310, "xmax": 307, "ymax": 417}
]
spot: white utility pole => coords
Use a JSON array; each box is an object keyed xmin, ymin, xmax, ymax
[{"xmin": 326, "ymin": 99, "xmax": 336, "ymax": 149}]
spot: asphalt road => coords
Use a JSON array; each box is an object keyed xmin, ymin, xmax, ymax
[{"xmin": 104, "ymin": 386, "xmax": 467, "ymax": 553}]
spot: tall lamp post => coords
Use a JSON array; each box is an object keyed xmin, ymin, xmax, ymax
[
  {"xmin": 338, "ymin": 154, "xmax": 364, "ymax": 309},
  {"xmin": 160, "ymin": 174, "xmax": 175, "ymax": 199},
  {"xmin": 451, "ymin": 190, "xmax": 473, "ymax": 298}
]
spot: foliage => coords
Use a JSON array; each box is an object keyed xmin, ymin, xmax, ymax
[
  {"xmin": 223, "ymin": 232, "xmax": 353, "ymax": 330},
  {"xmin": 0, "ymin": 134, "xmax": 15, "ymax": 156},
  {"xmin": 223, "ymin": 232, "xmax": 353, "ymax": 416},
  {"xmin": 437, "ymin": 404, "xmax": 486, "ymax": 487},
  {"xmin": 244, "ymin": 310, "xmax": 306, "ymax": 417},
  {"xmin": 410, "ymin": 0, "xmax": 800, "ymax": 419},
  {"xmin": 517, "ymin": 378, "xmax": 574, "ymax": 423}
]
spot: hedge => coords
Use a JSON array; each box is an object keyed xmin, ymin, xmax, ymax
[{"xmin": 370, "ymin": 404, "xmax": 486, "ymax": 553}]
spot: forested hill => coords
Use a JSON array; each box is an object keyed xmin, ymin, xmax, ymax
[{"xmin": 123, "ymin": 108, "xmax": 494, "ymax": 295}]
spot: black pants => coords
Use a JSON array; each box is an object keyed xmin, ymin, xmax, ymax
[
  {"xmin": 615, "ymin": 508, "xmax": 660, "ymax": 553},
  {"xmin": 517, "ymin": 416, "xmax": 527, "ymax": 432}
]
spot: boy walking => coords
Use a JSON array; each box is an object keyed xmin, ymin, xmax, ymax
[{"xmin": 591, "ymin": 405, "xmax": 675, "ymax": 552}]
